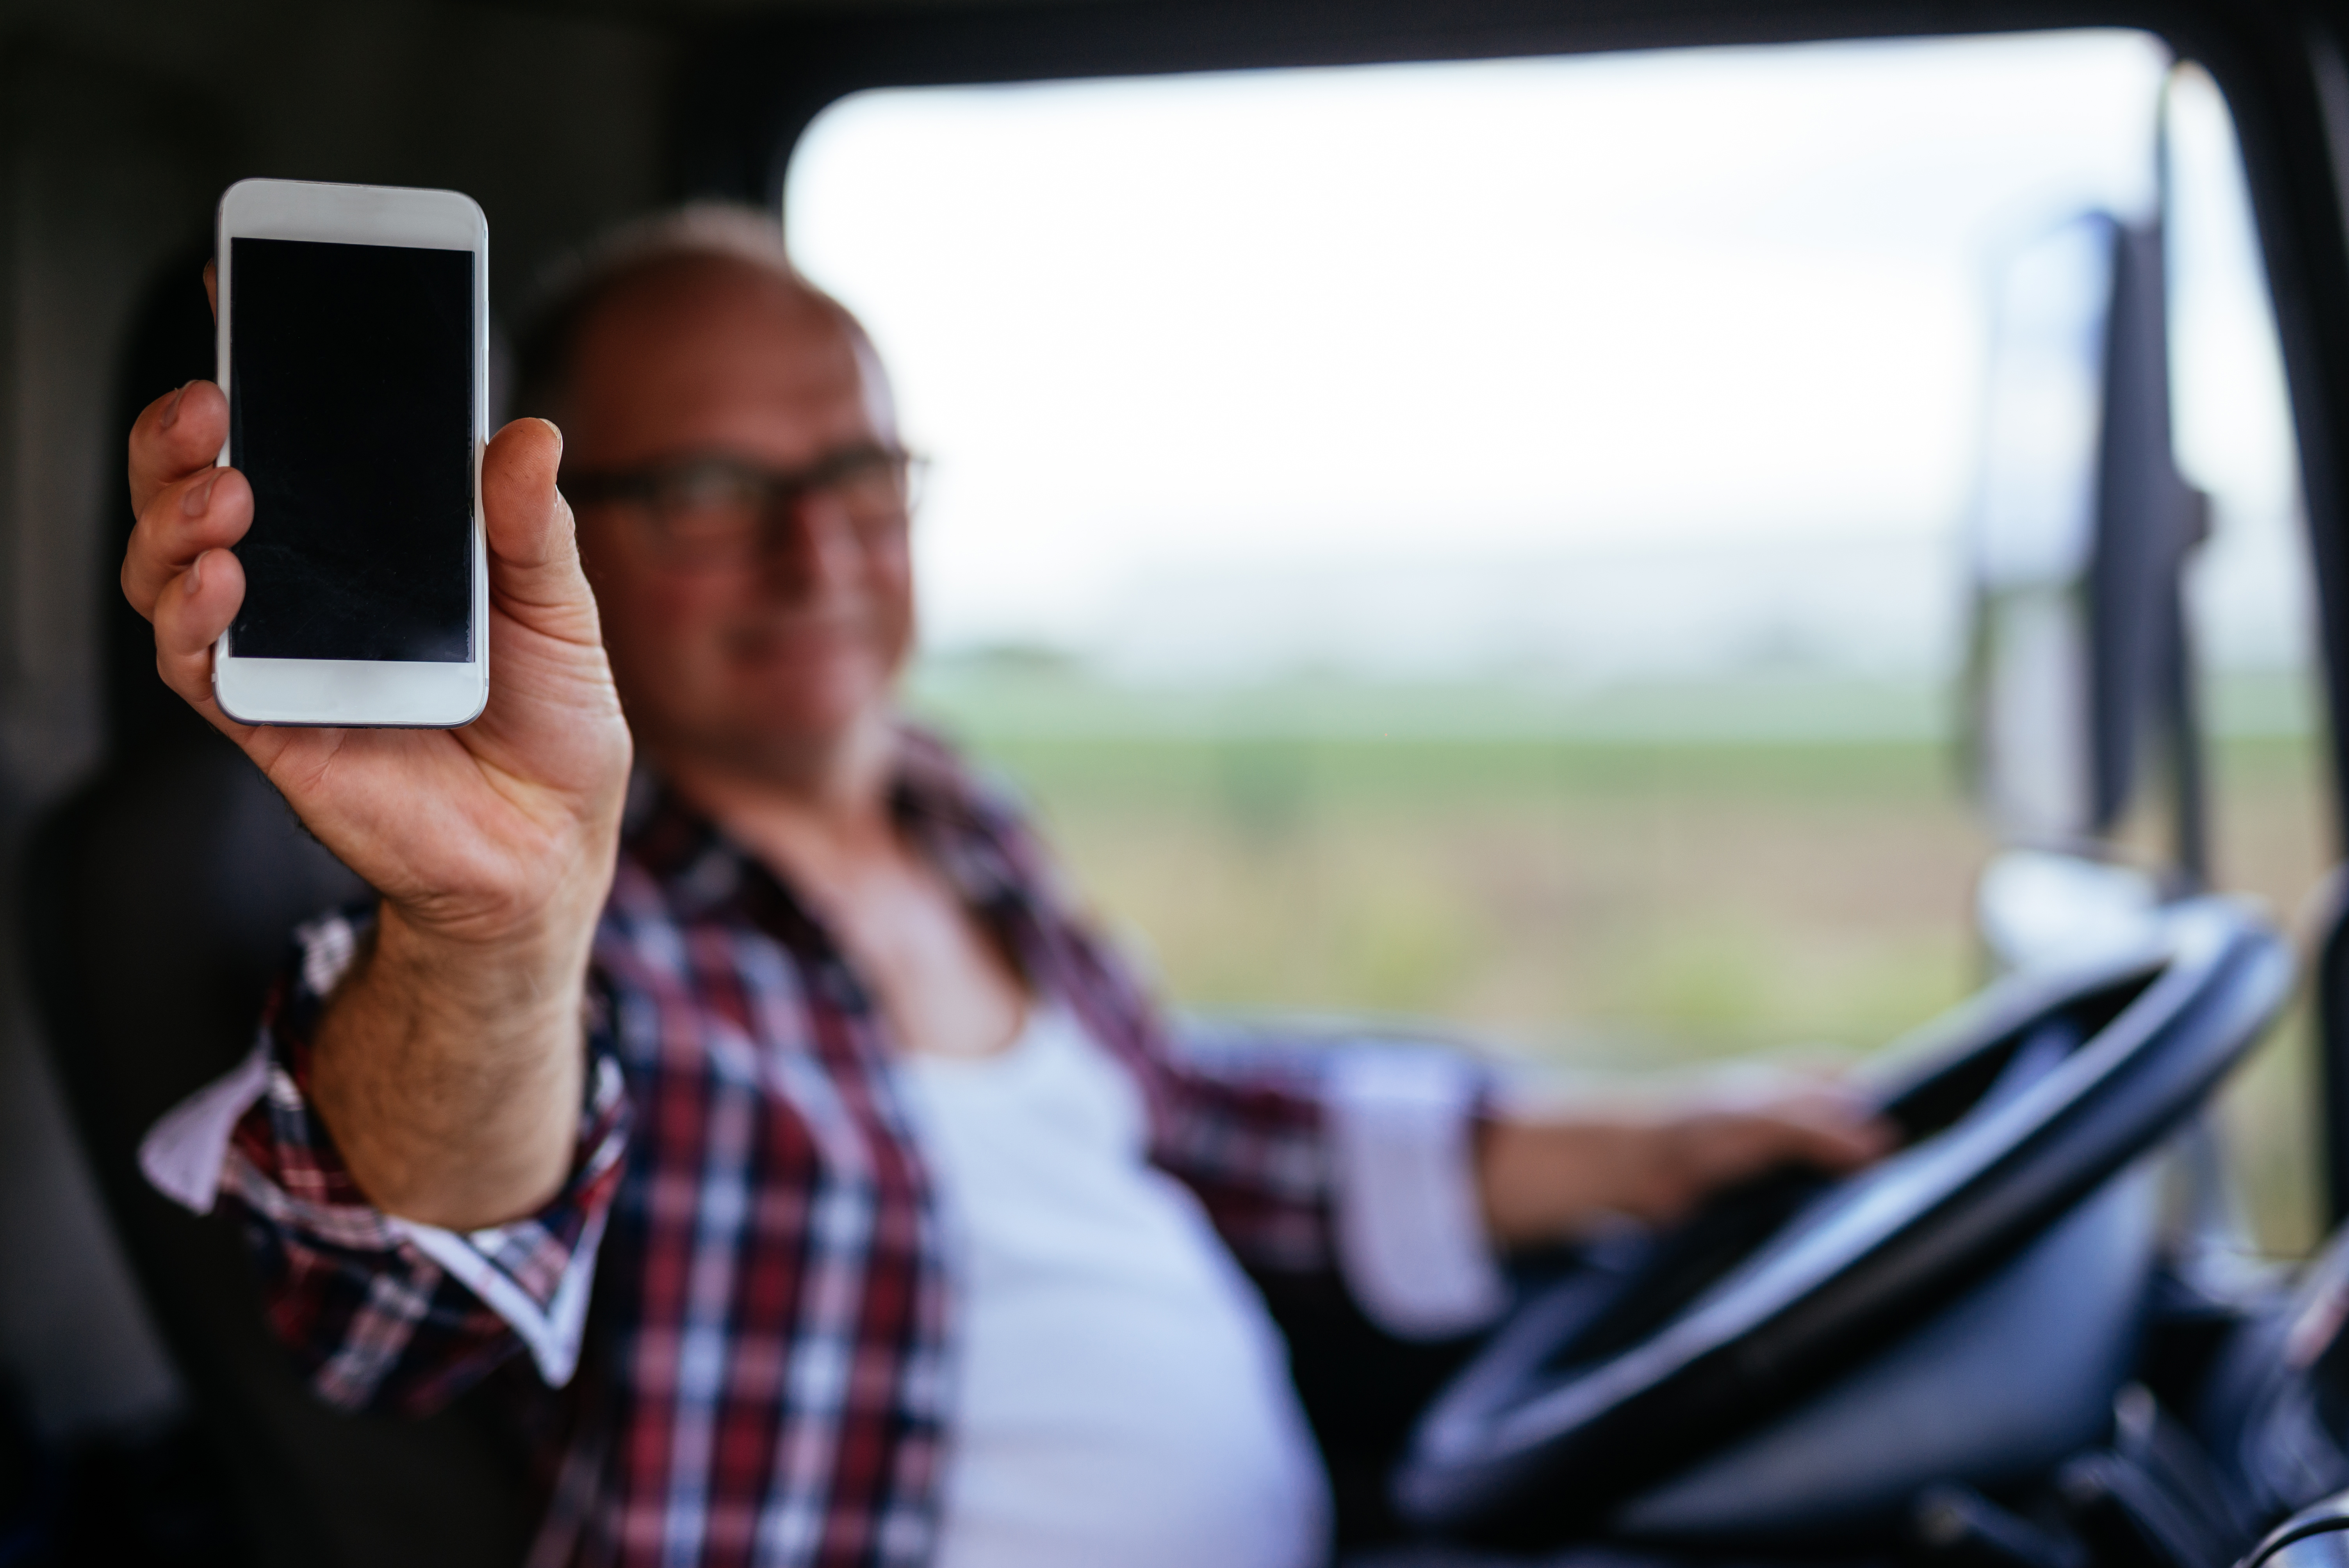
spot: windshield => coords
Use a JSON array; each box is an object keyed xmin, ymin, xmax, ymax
[{"xmin": 788, "ymin": 30, "xmax": 2326, "ymax": 1249}]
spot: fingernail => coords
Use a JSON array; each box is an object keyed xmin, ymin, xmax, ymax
[
  {"xmin": 182, "ymin": 469, "xmax": 218, "ymax": 516},
  {"xmin": 160, "ymin": 383, "xmax": 189, "ymax": 430},
  {"xmin": 185, "ymin": 551, "xmax": 204, "ymax": 595}
]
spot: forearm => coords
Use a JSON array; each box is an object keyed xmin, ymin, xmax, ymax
[{"xmin": 311, "ymin": 899, "xmax": 595, "ymax": 1230}]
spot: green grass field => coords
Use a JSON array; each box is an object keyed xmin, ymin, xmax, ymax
[{"xmin": 909, "ymin": 664, "xmax": 2335, "ymax": 1254}]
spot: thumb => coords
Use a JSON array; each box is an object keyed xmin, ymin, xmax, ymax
[{"xmin": 482, "ymin": 417, "xmax": 595, "ymax": 631}]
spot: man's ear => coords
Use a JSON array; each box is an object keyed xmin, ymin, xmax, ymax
[{"xmin": 203, "ymin": 260, "xmax": 218, "ymax": 320}]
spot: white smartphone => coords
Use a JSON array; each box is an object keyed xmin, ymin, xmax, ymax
[{"xmin": 212, "ymin": 177, "xmax": 490, "ymax": 727}]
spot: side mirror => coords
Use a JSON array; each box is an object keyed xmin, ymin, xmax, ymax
[{"xmin": 1964, "ymin": 211, "xmax": 2209, "ymax": 873}]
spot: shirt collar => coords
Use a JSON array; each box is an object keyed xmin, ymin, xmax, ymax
[{"xmin": 618, "ymin": 722, "xmax": 1039, "ymax": 928}]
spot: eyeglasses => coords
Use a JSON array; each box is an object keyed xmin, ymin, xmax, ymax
[{"xmin": 563, "ymin": 445, "xmax": 923, "ymax": 568}]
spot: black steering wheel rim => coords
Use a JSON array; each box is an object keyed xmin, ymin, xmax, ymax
[{"xmin": 1394, "ymin": 896, "xmax": 2293, "ymax": 1548}]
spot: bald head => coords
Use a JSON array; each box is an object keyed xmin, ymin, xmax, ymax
[
  {"xmin": 534, "ymin": 207, "xmax": 917, "ymax": 787},
  {"xmin": 512, "ymin": 204, "xmax": 895, "ymax": 454},
  {"xmin": 553, "ymin": 253, "xmax": 897, "ymax": 475}
]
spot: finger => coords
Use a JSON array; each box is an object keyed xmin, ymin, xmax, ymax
[
  {"xmin": 151, "ymin": 543, "xmax": 250, "ymax": 722},
  {"xmin": 1759, "ymin": 1083, "xmax": 1898, "ymax": 1155},
  {"xmin": 203, "ymin": 260, "xmax": 217, "ymax": 319},
  {"xmin": 1717, "ymin": 1101, "xmax": 1895, "ymax": 1176},
  {"xmin": 128, "ymin": 380, "xmax": 230, "ymax": 517},
  {"xmin": 123, "ymin": 464, "xmax": 252, "ymax": 619},
  {"xmin": 482, "ymin": 419, "xmax": 597, "ymax": 631},
  {"xmin": 483, "ymin": 419, "xmax": 611, "ymax": 666},
  {"xmin": 1791, "ymin": 1110, "xmax": 1898, "ymax": 1169}
]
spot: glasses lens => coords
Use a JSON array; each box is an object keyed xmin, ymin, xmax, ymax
[
  {"xmin": 808, "ymin": 451, "xmax": 913, "ymax": 550},
  {"xmin": 826, "ymin": 449, "xmax": 912, "ymax": 523},
  {"xmin": 620, "ymin": 451, "xmax": 916, "ymax": 565},
  {"xmin": 650, "ymin": 463, "xmax": 764, "ymax": 560}
]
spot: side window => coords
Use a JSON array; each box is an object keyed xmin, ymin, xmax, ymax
[{"xmin": 788, "ymin": 33, "xmax": 2324, "ymax": 1247}]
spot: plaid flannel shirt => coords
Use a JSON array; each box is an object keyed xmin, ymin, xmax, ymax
[{"xmin": 161, "ymin": 730, "xmax": 1507, "ymax": 1568}]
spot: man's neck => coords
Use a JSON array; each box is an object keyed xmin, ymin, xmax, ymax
[{"xmin": 652, "ymin": 710, "xmax": 903, "ymax": 884}]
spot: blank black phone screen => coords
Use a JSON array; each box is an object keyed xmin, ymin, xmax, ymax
[{"xmin": 228, "ymin": 237, "xmax": 474, "ymax": 662}]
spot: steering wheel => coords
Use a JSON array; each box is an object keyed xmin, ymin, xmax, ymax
[{"xmin": 1393, "ymin": 896, "xmax": 2293, "ymax": 1549}]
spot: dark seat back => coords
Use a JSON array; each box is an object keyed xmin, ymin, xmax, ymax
[{"xmin": 23, "ymin": 735, "xmax": 534, "ymax": 1567}]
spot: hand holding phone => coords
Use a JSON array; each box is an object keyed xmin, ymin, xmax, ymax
[{"xmin": 121, "ymin": 180, "xmax": 632, "ymax": 984}]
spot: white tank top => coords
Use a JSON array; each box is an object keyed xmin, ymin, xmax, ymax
[{"xmin": 902, "ymin": 1005, "xmax": 1332, "ymax": 1568}]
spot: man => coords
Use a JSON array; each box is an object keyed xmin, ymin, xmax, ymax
[{"xmin": 123, "ymin": 207, "xmax": 1886, "ymax": 1568}]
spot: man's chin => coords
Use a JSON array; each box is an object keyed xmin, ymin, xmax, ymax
[{"xmin": 718, "ymin": 672, "xmax": 898, "ymax": 757}]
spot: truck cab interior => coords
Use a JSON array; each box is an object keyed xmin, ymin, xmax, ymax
[{"xmin": 10, "ymin": 1, "xmax": 2349, "ymax": 1566}]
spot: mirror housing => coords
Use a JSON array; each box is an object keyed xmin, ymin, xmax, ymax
[{"xmin": 1964, "ymin": 212, "xmax": 2209, "ymax": 868}]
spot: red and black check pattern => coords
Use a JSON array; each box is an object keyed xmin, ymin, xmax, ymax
[{"xmin": 222, "ymin": 729, "xmax": 1338, "ymax": 1568}]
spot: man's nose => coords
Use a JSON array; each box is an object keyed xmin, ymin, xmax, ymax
[{"xmin": 752, "ymin": 489, "xmax": 864, "ymax": 596}]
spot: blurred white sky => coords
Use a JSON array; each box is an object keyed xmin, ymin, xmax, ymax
[{"xmin": 785, "ymin": 30, "xmax": 2311, "ymax": 683}]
